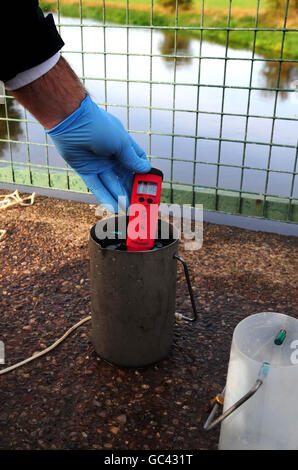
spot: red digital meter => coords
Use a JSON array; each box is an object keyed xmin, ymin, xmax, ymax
[{"xmin": 126, "ymin": 168, "xmax": 163, "ymax": 251}]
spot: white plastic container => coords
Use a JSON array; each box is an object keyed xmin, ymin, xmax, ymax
[{"xmin": 219, "ymin": 312, "xmax": 298, "ymax": 450}]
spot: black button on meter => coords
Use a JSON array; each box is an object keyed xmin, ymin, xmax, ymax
[{"xmin": 147, "ymin": 198, "xmax": 153, "ymax": 203}]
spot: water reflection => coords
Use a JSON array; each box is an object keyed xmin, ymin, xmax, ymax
[
  {"xmin": 260, "ymin": 61, "xmax": 298, "ymax": 100},
  {"xmin": 0, "ymin": 97, "xmax": 23, "ymax": 157},
  {"xmin": 157, "ymin": 30, "xmax": 298, "ymax": 93},
  {"xmin": 158, "ymin": 31, "xmax": 192, "ymax": 67}
]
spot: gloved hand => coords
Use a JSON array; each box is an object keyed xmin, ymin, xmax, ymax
[{"xmin": 46, "ymin": 94, "xmax": 151, "ymax": 212}]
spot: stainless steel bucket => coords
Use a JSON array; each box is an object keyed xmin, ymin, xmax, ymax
[{"xmin": 89, "ymin": 215, "xmax": 196, "ymax": 367}]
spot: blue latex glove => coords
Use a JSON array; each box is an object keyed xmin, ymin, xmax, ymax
[{"xmin": 46, "ymin": 94, "xmax": 151, "ymax": 212}]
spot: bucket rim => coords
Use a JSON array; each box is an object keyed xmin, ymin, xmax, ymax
[{"xmin": 89, "ymin": 215, "xmax": 179, "ymax": 254}]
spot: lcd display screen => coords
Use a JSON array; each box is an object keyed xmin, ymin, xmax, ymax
[{"xmin": 137, "ymin": 181, "xmax": 158, "ymax": 196}]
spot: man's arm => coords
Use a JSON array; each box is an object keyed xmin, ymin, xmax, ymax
[
  {"xmin": 4, "ymin": 3, "xmax": 150, "ymax": 212},
  {"xmin": 8, "ymin": 55, "xmax": 150, "ymax": 213},
  {"xmin": 10, "ymin": 56, "xmax": 86, "ymax": 130}
]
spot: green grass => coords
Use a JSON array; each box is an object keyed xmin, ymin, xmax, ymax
[
  {"xmin": 197, "ymin": 0, "xmax": 268, "ymax": 7},
  {"xmin": 71, "ymin": 0, "xmax": 267, "ymax": 8},
  {"xmin": 127, "ymin": 0, "xmax": 264, "ymax": 8},
  {"xmin": 40, "ymin": 0, "xmax": 297, "ymax": 59}
]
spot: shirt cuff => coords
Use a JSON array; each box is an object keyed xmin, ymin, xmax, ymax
[{"xmin": 4, "ymin": 52, "xmax": 60, "ymax": 90}]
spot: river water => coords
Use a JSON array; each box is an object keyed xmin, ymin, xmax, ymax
[{"xmin": 1, "ymin": 15, "xmax": 297, "ymax": 197}]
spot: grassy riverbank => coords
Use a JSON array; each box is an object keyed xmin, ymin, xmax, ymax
[{"xmin": 40, "ymin": 0, "xmax": 297, "ymax": 59}]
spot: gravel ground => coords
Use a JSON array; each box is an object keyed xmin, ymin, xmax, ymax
[{"xmin": 0, "ymin": 190, "xmax": 297, "ymax": 451}]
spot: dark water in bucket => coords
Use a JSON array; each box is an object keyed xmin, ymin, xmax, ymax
[
  {"xmin": 91, "ymin": 216, "xmax": 175, "ymax": 251},
  {"xmin": 103, "ymin": 239, "xmax": 166, "ymax": 251}
]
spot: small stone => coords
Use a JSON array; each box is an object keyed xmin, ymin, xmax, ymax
[
  {"xmin": 92, "ymin": 444, "xmax": 102, "ymax": 449},
  {"xmin": 115, "ymin": 414, "xmax": 127, "ymax": 425},
  {"xmin": 92, "ymin": 399, "xmax": 101, "ymax": 408},
  {"xmin": 0, "ymin": 413, "xmax": 8, "ymax": 422},
  {"xmin": 104, "ymin": 443, "xmax": 113, "ymax": 449},
  {"xmin": 110, "ymin": 426, "xmax": 120, "ymax": 435}
]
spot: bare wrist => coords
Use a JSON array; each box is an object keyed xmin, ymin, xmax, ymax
[{"xmin": 9, "ymin": 56, "xmax": 86, "ymax": 129}]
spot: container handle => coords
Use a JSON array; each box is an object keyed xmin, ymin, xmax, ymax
[
  {"xmin": 203, "ymin": 362, "xmax": 270, "ymax": 431},
  {"xmin": 174, "ymin": 254, "xmax": 198, "ymax": 323}
]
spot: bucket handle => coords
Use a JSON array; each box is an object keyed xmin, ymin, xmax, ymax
[
  {"xmin": 174, "ymin": 254, "xmax": 198, "ymax": 323},
  {"xmin": 203, "ymin": 362, "xmax": 270, "ymax": 431}
]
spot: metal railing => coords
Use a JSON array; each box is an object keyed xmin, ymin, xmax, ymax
[{"xmin": 0, "ymin": 0, "xmax": 297, "ymax": 223}]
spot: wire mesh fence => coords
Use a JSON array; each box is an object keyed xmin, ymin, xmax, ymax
[{"xmin": 0, "ymin": 0, "xmax": 297, "ymax": 222}]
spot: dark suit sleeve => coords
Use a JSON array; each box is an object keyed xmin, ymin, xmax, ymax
[{"xmin": 1, "ymin": 1, "xmax": 64, "ymax": 82}]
